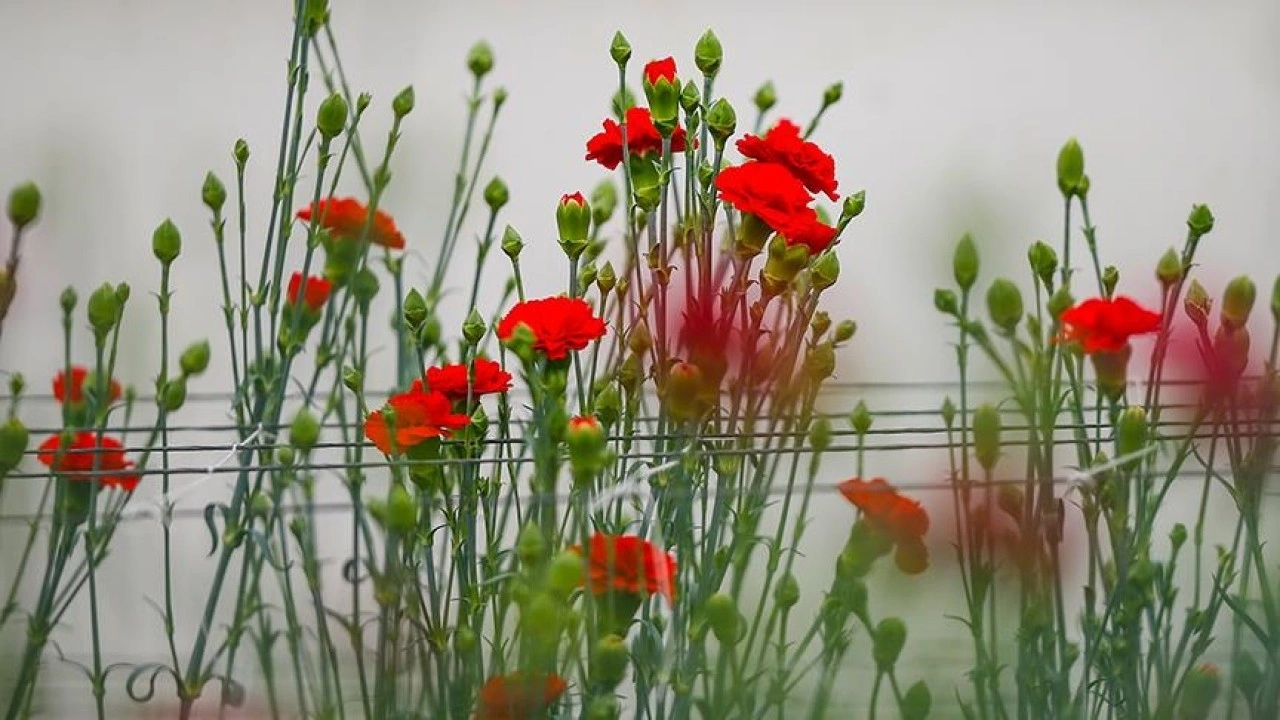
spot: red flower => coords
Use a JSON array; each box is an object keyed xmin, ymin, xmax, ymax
[
  {"xmin": 643, "ymin": 57, "xmax": 678, "ymax": 85},
  {"xmin": 715, "ymin": 161, "xmax": 814, "ymax": 233},
  {"xmin": 419, "ymin": 358, "xmax": 513, "ymax": 402},
  {"xmin": 474, "ymin": 673, "xmax": 567, "ymax": 720},
  {"xmin": 737, "ymin": 119, "xmax": 840, "ymax": 201},
  {"xmin": 53, "ymin": 367, "xmax": 122, "ymax": 406},
  {"xmin": 838, "ymin": 477, "xmax": 929, "ymax": 574},
  {"xmin": 777, "ymin": 207, "xmax": 837, "ymax": 254},
  {"xmin": 497, "ymin": 296, "xmax": 607, "ymax": 361},
  {"xmin": 1058, "ymin": 296, "xmax": 1162, "ymax": 354},
  {"xmin": 287, "ymin": 272, "xmax": 332, "ymax": 312},
  {"xmin": 38, "ymin": 433, "xmax": 139, "ymax": 491},
  {"xmin": 296, "ymin": 196, "xmax": 406, "ymax": 250},
  {"xmin": 364, "ymin": 388, "xmax": 471, "ymax": 456},
  {"xmin": 585, "ymin": 107, "xmax": 689, "ymax": 170},
  {"xmin": 571, "ymin": 533, "xmax": 678, "ymax": 601}
]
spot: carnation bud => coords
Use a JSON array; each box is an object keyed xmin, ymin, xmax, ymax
[
  {"xmin": 1027, "ymin": 240, "xmax": 1058, "ymax": 288},
  {"xmin": 115, "ymin": 282, "xmax": 131, "ymax": 306},
  {"xmin": 901, "ymin": 681, "xmax": 933, "ymax": 720},
  {"xmin": 821, "ymin": 82, "xmax": 843, "ymax": 108},
  {"xmin": 934, "ymin": 288, "xmax": 959, "ymax": 316},
  {"xmin": 386, "ymin": 482, "xmax": 416, "ymax": 534},
  {"xmin": 161, "ymin": 376, "xmax": 188, "ymax": 412},
  {"xmin": 516, "ymin": 521, "xmax": 547, "ymax": 566},
  {"xmin": 1155, "ymin": 248, "xmax": 1182, "ymax": 288},
  {"xmin": 316, "ymin": 93, "xmax": 348, "ymax": 140},
  {"xmin": 179, "ymin": 340, "xmax": 211, "ymax": 376},
  {"xmin": 973, "ymin": 404, "xmax": 1002, "ymax": 472},
  {"xmin": 579, "ymin": 262, "xmax": 598, "ymax": 291},
  {"xmin": 60, "ymin": 287, "xmax": 77, "ymax": 315},
  {"xmin": 289, "ymin": 407, "xmax": 321, "ymax": 453},
  {"xmin": 466, "ymin": 41, "xmax": 494, "ymax": 77},
  {"xmin": 811, "ymin": 250, "xmax": 840, "ymax": 292},
  {"xmin": 705, "ymin": 593, "xmax": 742, "ymax": 645},
  {"xmin": 1091, "ymin": 344, "xmax": 1133, "ymax": 402},
  {"xmin": 8, "ymin": 374, "xmax": 23, "ymax": 398},
  {"xmin": 1102, "ymin": 265, "xmax": 1119, "ymax": 299},
  {"xmin": 1221, "ymin": 275, "xmax": 1256, "ymax": 331},
  {"xmin": 1184, "ymin": 279, "xmax": 1212, "ymax": 330},
  {"xmin": 694, "ymin": 29, "xmax": 723, "ymax": 77},
  {"xmin": 679, "ymin": 80, "xmax": 701, "ymax": 115},
  {"xmin": 1115, "ymin": 407, "xmax": 1149, "ymax": 469},
  {"xmin": 609, "ymin": 31, "xmax": 632, "ymax": 66},
  {"xmin": 342, "ymin": 366, "xmax": 362, "ymax": 393},
  {"xmin": 1178, "ymin": 664, "xmax": 1221, "ymax": 720},
  {"xmin": 0, "ymin": 418, "xmax": 30, "ymax": 474},
  {"xmin": 872, "ymin": 617, "xmax": 908, "ymax": 670},
  {"xmin": 233, "ymin": 139, "xmax": 250, "ymax": 168},
  {"xmin": 350, "ymin": 268, "xmax": 379, "ymax": 309},
  {"xmin": 87, "ymin": 283, "xmax": 121, "ymax": 338},
  {"xmin": 850, "ymin": 401, "xmax": 873, "ymax": 436},
  {"xmin": 834, "ymin": 319, "xmax": 856, "ymax": 343},
  {"xmin": 1056, "ymin": 137, "xmax": 1085, "ymax": 198},
  {"xmin": 501, "ymin": 225, "xmax": 524, "ymax": 260},
  {"xmin": 664, "ymin": 361, "xmax": 706, "ymax": 422},
  {"xmin": 6, "ymin": 182, "xmax": 41, "ymax": 230},
  {"xmin": 402, "ymin": 289, "xmax": 428, "ymax": 331},
  {"xmin": 840, "ymin": 191, "xmax": 866, "ymax": 224},
  {"xmin": 594, "ymin": 384, "xmax": 622, "ymax": 427},
  {"xmin": 1186, "ymin": 204, "xmax": 1214, "ymax": 237},
  {"xmin": 202, "ymin": 172, "xmax": 227, "ymax": 214},
  {"xmin": 392, "ymin": 85, "xmax": 415, "ymax": 118},
  {"xmin": 941, "ymin": 397, "xmax": 956, "ymax": 428},
  {"xmin": 544, "ymin": 549, "xmax": 586, "ymax": 599},
  {"xmin": 417, "ymin": 316, "xmax": 442, "ymax": 350},
  {"xmin": 706, "ymin": 99, "xmax": 737, "ymax": 149},
  {"xmin": 952, "ymin": 233, "xmax": 979, "ymax": 291},
  {"xmin": 753, "ymin": 81, "xmax": 777, "ymax": 112},
  {"xmin": 774, "ymin": 572, "xmax": 800, "ymax": 610},
  {"xmin": 804, "ymin": 342, "xmax": 836, "ymax": 381},
  {"xmin": 810, "ymin": 311, "xmax": 832, "ymax": 339},
  {"xmin": 1047, "ymin": 287, "xmax": 1073, "ymax": 320},
  {"xmin": 596, "ymin": 261, "xmax": 617, "ymax": 296},
  {"xmin": 586, "ymin": 695, "xmax": 620, "ymax": 720},
  {"xmin": 567, "ymin": 415, "xmax": 607, "ymax": 480},
  {"xmin": 556, "ymin": 193, "xmax": 591, "ymax": 259},
  {"xmin": 1169, "ymin": 523, "xmax": 1187, "ymax": 552},
  {"xmin": 986, "ymin": 278, "xmax": 1024, "ymax": 334},
  {"xmin": 492, "ymin": 87, "xmax": 508, "ymax": 110},
  {"xmin": 646, "ymin": 81, "xmax": 680, "ymax": 132},
  {"xmin": 462, "ymin": 308, "xmax": 486, "ymax": 346},
  {"xmin": 483, "ymin": 176, "xmax": 509, "ymax": 212},
  {"xmin": 809, "ymin": 417, "xmax": 833, "ymax": 453},
  {"xmin": 150, "ymin": 218, "xmax": 182, "ymax": 265}
]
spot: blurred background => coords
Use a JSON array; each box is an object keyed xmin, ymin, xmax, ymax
[{"xmin": 1, "ymin": 0, "xmax": 1277, "ymax": 715}]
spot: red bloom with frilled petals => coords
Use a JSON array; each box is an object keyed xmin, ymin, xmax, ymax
[
  {"xmin": 474, "ymin": 673, "xmax": 567, "ymax": 720},
  {"xmin": 296, "ymin": 196, "xmax": 406, "ymax": 250},
  {"xmin": 364, "ymin": 388, "xmax": 471, "ymax": 456},
  {"xmin": 715, "ymin": 161, "xmax": 814, "ymax": 233},
  {"xmin": 737, "ymin": 119, "xmax": 840, "ymax": 201},
  {"xmin": 777, "ymin": 207, "xmax": 837, "ymax": 254},
  {"xmin": 585, "ymin": 107, "xmax": 689, "ymax": 171},
  {"xmin": 38, "ymin": 433, "xmax": 139, "ymax": 491},
  {"xmin": 287, "ymin": 272, "xmax": 332, "ymax": 312},
  {"xmin": 53, "ymin": 367, "xmax": 122, "ymax": 406},
  {"xmin": 418, "ymin": 358, "xmax": 513, "ymax": 402},
  {"xmin": 572, "ymin": 533, "xmax": 678, "ymax": 601},
  {"xmin": 497, "ymin": 296, "xmax": 607, "ymax": 361},
  {"xmin": 643, "ymin": 57, "xmax": 678, "ymax": 85},
  {"xmin": 839, "ymin": 477, "xmax": 930, "ymax": 574},
  {"xmin": 1058, "ymin": 296, "xmax": 1162, "ymax": 354}
]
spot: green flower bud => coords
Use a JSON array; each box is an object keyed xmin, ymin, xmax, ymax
[
  {"xmin": 809, "ymin": 417, "xmax": 833, "ymax": 452},
  {"xmin": 609, "ymin": 31, "xmax": 632, "ymax": 66},
  {"xmin": 355, "ymin": 92, "xmax": 372, "ymax": 114},
  {"xmin": 87, "ymin": 283, "xmax": 120, "ymax": 338},
  {"xmin": 934, "ymin": 288, "xmax": 959, "ymax": 316},
  {"xmin": 1056, "ymin": 138, "xmax": 1085, "ymax": 198},
  {"xmin": 202, "ymin": 172, "xmax": 227, "ymax": 214},
  {"xmin": 594, "ymin": 384, "xmax": 622, "ymax": 427},
  {"xmin": 290, "ymin": 408, "xmax": 321, "ymax": 453},
  {"xmin": 516, "ymin": 521, "xmax": 546, "ymax": 566},
  {"xmin": 1028, "ymin": 240, "xmax": 1058, "ymax": 288},
  {"xmin": 811, "ymin": 250, "xmax": 840, "ymax": 292},
  {"xmin": 6, "ymin": 182, "xmax": 41, "ymax": 230},
  {"xmin": 161, "ymin": 376, "xmax": 188, "ymax": 412},
  {"xmin": 402, "ymin": 289, "xmax": 428, "ymax": 331},
  {"xmin": 392, "ymin": 85, "xmax": 415, "ymax": 118},
  {"xmin": 492, "ymin": 87, "xmax": 508, "ymax": 110},
  {"xmin": 973, "ymin": 404, "xmax": 1002, "ymax": 472},
  {"xmin": 59, "ymin": 287, "xmax": 77, "ymax": 315},
  {"xmin": 1186, "ymin": 204, "xmax": 1214, "ymax": 237},
  {"xmin": 986, "ymin": 278, "xmax": 1024, "ymax": 334},
  {"xmin": 952, "ymin": 234, "xmax": 979, "ymax": 291},
  {"xmin": 275, "ymin": 446, "xmax": 295, "ymax": 468},
  {"xmin": 851, "ymin": 400, "xmax": 873, "ymax": 436},
  {"xmin": 1115, "ymin": 407, "xmax": 1149, "ymax": 468},
  {"xmin": 872, "ymin": 617, "xmax": 908, "ymax": 670},
  {"xmin": 822, "ymin": 82, "xmax": 843, "ymax": 108},
  {"xmin": 501, "ymin": 225, "xmax": 524, "ymax": 260},
  {"xmin": 647, "ymin": 78, "xmax": 680, "ymax": 131},
  {"xmin": 1047, "ymin": 286, "xmax": 1073, "ymax": 320},
  {"xmin": 679, "ymin": 79, "xmax": 700, "ymax": 114},
  {"xmin": 483, "ymin": 176, "xmax": 509, "ymax": 212},
  {"xmin": 342, "ymin": 366, "xmax": 362, "ymax": 393},
  {"xmin": 1184, "ymin": 279, "xmax": 1212, "ymax": 330},
  {"xmin": 350, "ymin": 268, "xmax": 379, "ymax": 310},
  {"xmin": 115, "ymin": 282, "xmax": 131, "ymax": 306},
  {"xmin": 1156, "ymin": 248, "xmax": 1182, "ymax": 288},
  {"xmin": 694, "ymin": 29, "xmax": 723, "ymax": 76},
  {"xmin": 941, "ymin": 397, "xmax": 956, "ymax": 428},
  {"xmin": 152, "ymin": 218, "xmax": 182, "ymax": 265},
  {"xmin": 754, "ymin": 81, "xmax": 777, "ymax": 113},
  {"xmin": 1221, "ymin": 275, "xmax": 1256, "ymax": 330},
  {"xmin": 467, "ymin": 41, "xmax": 494, "ymax": 78},
  {"xmin": 0, "ymin": 418, "xmax": 30, "ymax": 473},
  {"xmin": 452, "ymin": 625, "xmax": 477, "ymax": 655},
  {"xmin": 1102, "ymin": 265, "xmax": 1119, "ymax": 299},
  {"xmin": 841, "ymin": 190, "xmax": 866, "ymax": 223},
  {"xmin": 547, "ymin": 550, "xmax": 585, "ymax": 598},
  {"xmin": 901, "ymin": 681, "xmax": 933, "ymax": 720},
  {"xmin": 316, "ymin": 93, "xmax": 348, "ymax": 140},
  {"xmin": 596, "ymin": 261, "xmax": 618, "ymax": 296},
  {"xmin": 1169, "ymin": 523, "xmax": 1187, "ymax": 552},
  {"xmin": 233, "ymin": 139, "xmax": 250, "ymax": 168},
  {"xmin": 773, "ymin": 572, "xmax": 800, "ymax": 611},
  {"xmin": 834, "ymin": 319, "xmax": 856, "ymax": 343},
  {"xmin": 586, "ymin": 695, "xmax": 620, "ymax": 720},
  {"xmin": 1091, "ymin": 343, "xmax": 1133, "ymax": 402},
  {"xmin": 462, "ymin": 308, "xmax": 486, "ymax": 346},
  {"xmin": 579, "ymin": 262, "xmax": 598, "ymax": 291},
  {"xmin": 810, "ymin": 311, "xmax": 832, "ymax": 339},
  {"xmin": 705, "ymin": 593, "xmax": 742, "ymax": 644},
  {"xmin": 1178, "ymin": 664, "xmax": 1220, "ymax": 720},
  {"xmin": 249, "ymin": 490, "xmax": 274, "ymax": 519},
  {"xmin": 556, "ymin": 192, "xmax": 591, "ymax": 256},
  {"xmin": 804, "ymin": 342, "xmax": 836, "ymax": 381},
  {"xmin": 591, "ymin": 634, "xmax": 631, "ymax": 689},
  {"xmin": 8, "ymin": 373, "xmax": 23, "ymax": 398},
  {"xmin": 179, "ymin": 340, "xmax": 211, "ymax": 376},
  {"xmin": 706, "ymin": 98, "xmax": 737, "ymax": 149},
  {"xmin": 387, "ymin": 482, "xmax": 416, "ymax": 534}
]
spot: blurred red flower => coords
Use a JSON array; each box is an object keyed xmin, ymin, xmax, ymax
[
  {"xmin": 364, "ymin": 388, "xmax": 471, "ymax": 456},
  {"xmin": 474, "ymin": 673, "xmax": 567, "ymax": 720},
  {"xmin": 296, "ymin": 196, "xmax": 406, "ymax": 250},
  {"xmin": 286, "ymin": 272, "xmax": 332, "ymax": 312},
  {"xmin": 38, "ymin": 433, "xmax": 139, "ymax": 491},
  {"xmin": 838, "ymin": 477, "xmax": 930, "ymax": 574},
  {"xmin": 419, "ymin": 358, "xmax": 513, "ymax": 402},
  {"xmin": 1058, "ymin": 296, "xmax": 1162, "ymax": 354},
  {"xmin": 571, "ymin": 533, "xmax": 678, "ymax": 601},
  {"xmin": 53, "ymin": 366, "xmax": 122, "ymax": 406}
]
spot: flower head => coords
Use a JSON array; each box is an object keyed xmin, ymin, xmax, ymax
[
  {"xmin": 296, "ymin": 196, "xmax": 406, "ymax": 250},
  {"xmin": 38, "ymin": 433, "xmax": 139, "ymax": 491},
  {"xmin": 838, "ymin": 477, "xmax": 929, "ymax": 574},
  {"xmin": 419, "ymin": 358, "xmax": 513, "ymax": 402},
  {"xmin": 53, "ymin": 367, "xmax": 122, "ymax": 406},
  {"xmin": 364, "ymin": 388, "xmax": 471, "ymax": 456},
  {"xmin": 497, "ymin": 296, "xmax": 607, "ymax": 361},
  {"xmin": 287, "ymin": 272, "xmax": 333, "ymax": 312},
  {"xmin": 643, "ymin": 57, "xmax": 678, "ymax": 86},
  {"xmin": 1058, "ymin": 296, "xmax": 1162, "ymax": 354},
  {"xmin": 737, "ymin": 119, "xmax": 840, "ymax": 201},
  {"xmin": 585, "ymin": 107, "xmax": 689, "ymax": 170},
  {"xmin": 571, "ymin": 533, "xmax": 677, "ymax": 601},
  {"xmin": 474, "ymin": 673, "xmax": 567, "ymax": 720},
  {"xmin": 715, "ymin": 161, "xmax": 814, "ymax": 234},
  {"xmin": 776, "ymin": 206, "xmax": 837, "ymax": 255}
]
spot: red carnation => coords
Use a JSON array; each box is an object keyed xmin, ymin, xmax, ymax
[
  {"xmin": 1058, "ymin": 296, "xmax": 1162, "ymax": 354},
  {"xmin": 364, "ymin": 388, "xmax": 471, "ymax": 456},
  {"xmin": 777, "ymin": 207, "xmax": 837, "ymax": 255},
  {"xmin": 585, "ymin": 107, "xmax": 689, "ymax": 171},
  {"xmin": 296, "ymin": 196, "xmax": 406, "ymax": 250},
  {"xmin": 474, "ymin": 673, "xmax": 567, "ymax": 720},
  {"xmin": 287, "ymin": 272, "xmax": 332, "ymax": 312},
  {"xmin": 715, "ymin": 161, "xmax": 814, "ymax": 233},
  {"xmin": 839, "ymin": 477, "xmax": 930, "ymax": 574},
  {"xmin": 418, "ymin": 358, "xmax": 513, "ymax": 402},
  {"xmin": 571, "ymin": 533, "xmax": 678, "ymax": 601},
  {"xmin": 497, "ymin": 296, "xmax": 607, "ymax": 361},
  {"xmin": 38, "ymin": 433, "xmax": 140, "ymax": 491},
  {"xmin": 53, "ymin": 367, "xmax": 122, "ymax": 406},
  {"xmin": 643, "ymin": 57, "xmax": 678, "ymax": 86},
  {"xmin": 737, "ymin": 119, "xmax": 840, "ymax": 201}
]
